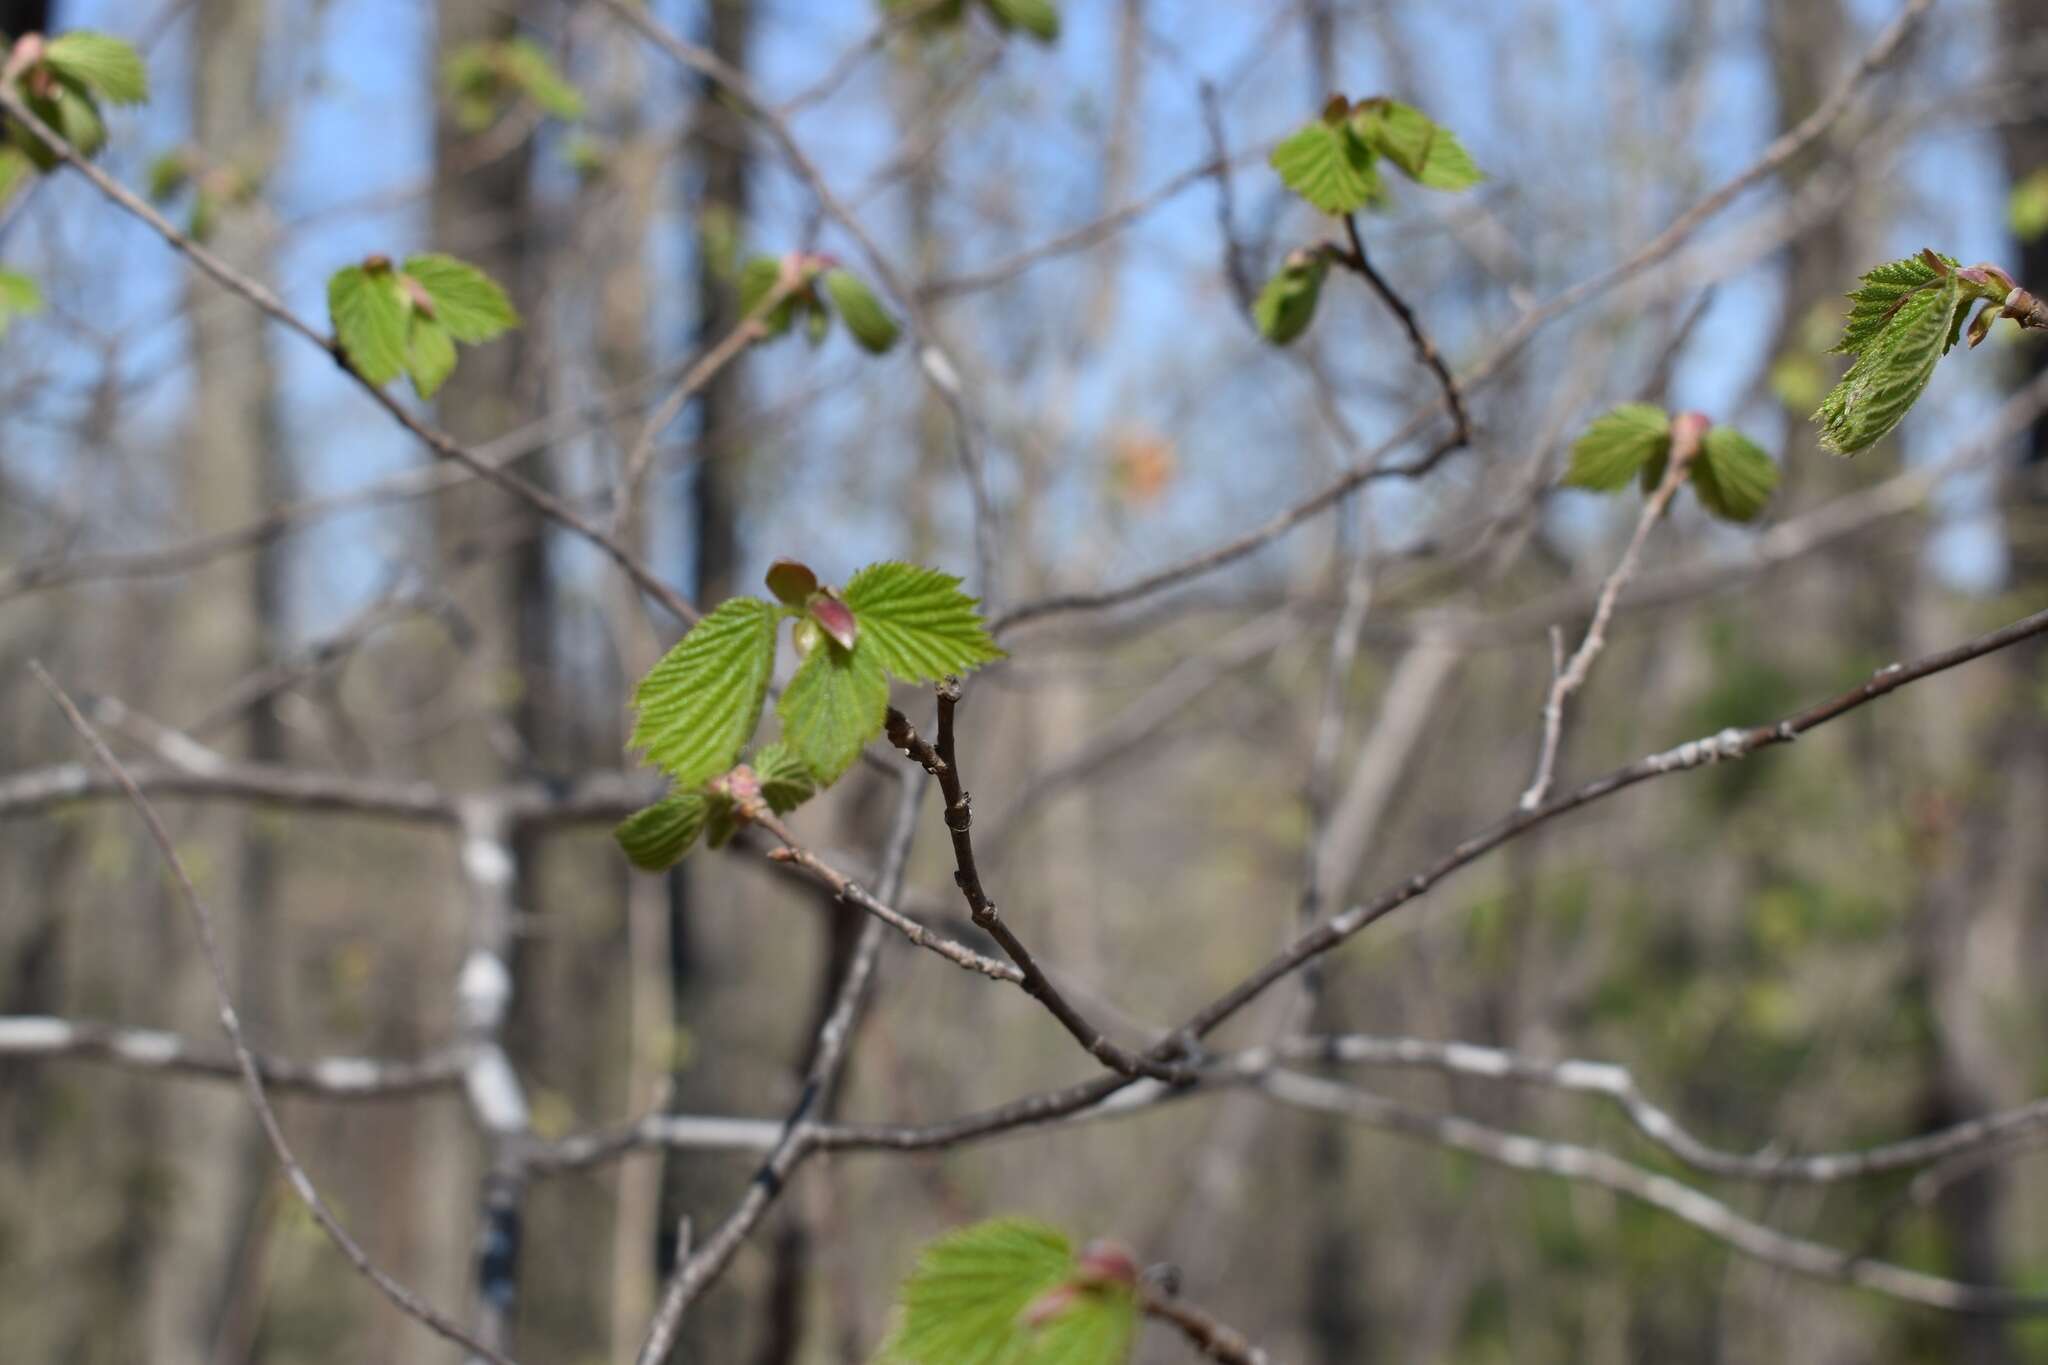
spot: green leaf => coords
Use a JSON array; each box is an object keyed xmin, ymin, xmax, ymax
[
  {"xmin": 1253, "ymin": 250, "xmax": 1327, "ymax": 345},
  {"xmin": 1690, "ymin": 427, "xmax": 1778, "ymax": 522},
  {"xmin": 2012, "ymin": 170, "xmax": 2048, "ymax": 244},
  {"xmin": 43, "ymin": 33, "xmax": 149, "ymax": 106},
  {"xmin": 1829, "ymin": 253, "xmax": 1956, "ymax": 356},
  {"xmin": 500, "ymin": 37, "xmax": 585, "ymax": 121},
  {"xmin": 842, "ymin": 562, "xmax": 1005, "ymax": 683},
  {"xmin": 1352, "ymin": 99, "xmax": 1483, "ymax": 191},
  {"xmin": 883, "ymin": 1219, "xmax": 1074, "ymax": 1365},
  {"xmin": 804, "ymin": 295, "xmax": 831, "ymax": 347},
  {"xmin": 0, "ymin": 148, "xmax": 30, "ymax": 204},
  {"xmin": 982, "ymin": 0, "xmax": 1060, "ymax": 41},
  {"xmin": 327, "ymin": 263, "xmax": 410, "ymax": 386},
  {"xmin": 1563, "ymin": 404, "xmax": 1671, "ymax": 492},
  {"xmin": 406, "ymin": 315, "xmax": 458, "ymax": 398},
  {"xmin": 776, "ymin": 642, "xmax": 889, "ymax": 785},
  {"xmin": 704, "ymin": 793, "xmax": 742, "ymax": 849},
  {"xmin": 146, "ymin": 151, "xmax": 190, "ymax": 202},
  {"xmin": 738, "ymin": 255, "xmax": 798, "ymax": 337},
  {"xmin": 1814, "ymin": 275, "xmax": 1962, "ymax": 456},
  {"xmin": 1269, "ymin": 116, "xmax": 1380, "ymax": 215},
  {"xmin": 630, "ymin": 597, "xmax": 780, "ymax": 788},
  {"xmin": 8, "ymin": 79, "xmax": 107, "ymax": 167},
  {"xmin": 751, "ymin": 742, "xmax": 817, "ymax": 814},
  {"xmin": 822, "ymin": 268, "xmax": 900, "ymax": 354},
  {"xmin": 0, "ymin": 268, "xmax": 40, "ymax": 337},
  {"xmin": 400, "ymin": 253, "xmax": 519, "ymax": 343},
  {"xmin": 1022, "ymin": 1290, "xmax": 1139, "ymax": 1365},
  {"xmin": 615, "ymin": 792, "xmax": 709, "ymax": 871}
]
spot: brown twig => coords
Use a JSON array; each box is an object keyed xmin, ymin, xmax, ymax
[
  {"xmin": 1139, "ymin": 1285, "xmax": 1273, "ymax": 1365},
  {"xmin": 1337, "ymin": 214, "xmax": 1471, "ymax": 446},
  {"xmin": 916, "ymin": 684, "xmax": 1198, "ymax": 1084}
]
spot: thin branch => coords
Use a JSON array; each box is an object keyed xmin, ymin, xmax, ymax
[
  {"xmin": 909, "ymin": 684, "xmax": 1197, "ymax": 1084},
  {"xmin": 1275, "ymin": 1034, "xmax": 2048, "ymax": 1183},
  {"xmin": 1518, "ymin": 412, "xmax": 1703, "ymax": 810},
  {"xmin": 1140, "ymin": 1286, "xmax": 1273, "ymax": 1365},
  {"xmin": 1337, "ymin": 214, "xmax": 1470, "ymax": 445},
  {"xmin": 633, "ymin": 1217, "xmax": 693, "ymax": 1365},
  {"xmin": 644, "ymin": 775, "xmax": 925, "ymax": 1315},
  {"xmin": 1258, "ymin": 1068, "xmax": 2047, "ymax": 1315},
  {"xmin": 1180, "ymin": 600, "xmax": 2048, "ymax": 1047},
  {"xmin": 0, "ymin": 1016, "xmax": 464, "ymax": 1097},
  {"xmin": 28, "ymin": 663, "xmax": 519, "ymax": 1365},
  {"xmin": 761, "ymin": 816, "xmax": 1024, "ymax": 983},
  {"xmin": 924, "ymin": 148, "xmax": 1251, "ymax": 300}
]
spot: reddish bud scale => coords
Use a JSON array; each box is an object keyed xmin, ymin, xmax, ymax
[
  {"xmin": 764, "ymin": 558, "xmax": 818, "ymax": 605},
  {"xmin": 808, "ymin": 594, "xmax": 857, "ymax": 651}
]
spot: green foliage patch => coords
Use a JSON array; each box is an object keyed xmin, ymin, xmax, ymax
[{"xmin": 616, "ymin": 560, "xmax": 1001, "ymax": 869}]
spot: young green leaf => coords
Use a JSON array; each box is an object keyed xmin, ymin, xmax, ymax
[
  {"xmin": 1351, "ymin": 99, "xmax": 1483, "ymax": 191},
  {"xmin": 1814, "ymin": 274, "xmax": 1961, "ymax": 456},
  {"xmin": 615, "ymin": 791, "xmax": 710, "ymax": 871},
  {"xmin": 882, "ymin": 1219, "xmax": 1076, "ymax": 1365},
  {"xmin": 1563, "ymin": 404, "xmax": 1671, "ymax": 491},
  {"xmin": 146, "ymin": 150, "xmax": 191, "ymax": 201},
  {"xmin": 1828, "ymin": 253, "xmax": 1957, "ymax": 356},
  {"xmin": 822, "ymin": 268, "xmax": 900, "ymax": 354},
  {"xmin": 42, "ymin": 33, "xmax": 149, "ymax": 106},
  {"xmin": 982, "ymin": 0, "xmax": 1060, "ymax": 41},
  {"xmin": 738, "ymin": 255, "xmax": 799, "ymax": 337},
  {"xmin": 500, "ymin": 37, "xmax": 585, "ymax": 121},
  {"xmin": 8, "ymin": 78, "xmax": 108, "ymax": 167},
  {"xmin": 0, "ymin": 268, "xmax": 40, "ymax": 338},
  {"xmin": 400, "ymin": 253, "xmax": 519, "ymax": 343},
  {"xmin": 803, "ymin": 295, "xmax": 831, "ymax": 347},
  {"xmin": 751, "ymin": 742, "xmax": 818, "ymax": 814},
  {"xmin": 1270, "ymin": 114, "xmax": 1380, "ymax": 215},
  {"xmin": 776, "ymin": 642, "xmax": 889, "ymax": 785},
  {"xmin": 1019, "ymin": 1289, "xmax": 1138, "ymax": 1365},
  {"xmin": 1690, "ymin": 427, "xmax": 1778, "ymax": 522},
  {"xmin": 842, "ymin": 562, "xmax": 1005, "ymax": 683},
  {"xmin": 630, "ymin": 597, "xmax": 780, "ymax": 788},
  {"xmin": 406, "ymin": 315, "xmax": 458, "ymax": 398},
  {"xmin": 0, "ymin": 148, "xmax": 30, "ymax": 204},
  {"xmin": 327, "ymin": 263, "xmax": 410, "ymax": 386},
  {"xmin": 1253, "ymin": 249, "xmax": 1328, "ymax": 346}
]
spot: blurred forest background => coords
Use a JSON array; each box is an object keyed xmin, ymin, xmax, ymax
[{"xmin": 6, "ymin": 0, "xmax": 2048, "ymax": 1361}]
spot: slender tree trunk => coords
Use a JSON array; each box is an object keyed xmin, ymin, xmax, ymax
[
  {"xmin": 142, "ymin": 1, "xmax": 287, "ymax": 1360},
  {"xmin": 656, "ymin": 2, "xmax": 758, "ymax": 1358},
  {"xmin": 427, "ymin": 0, "xmax": 549, "ymax": 1353}
]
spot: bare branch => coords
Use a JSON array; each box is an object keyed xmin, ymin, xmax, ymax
[
  {"xmin": 1139, "ymin": 1285, "xmax": 1273, "ymax": 1365},
  {"xmin": 1258, "ymin": 1068, "xmax": 2047, "ymax": 1315},
  {"xmin": 0, "ymin": 1016, "xmax": 464, "ymax": 1097},
  {"xmin": 1519, "ymin": 412, "xmax": 1704, "ymax": 810}
]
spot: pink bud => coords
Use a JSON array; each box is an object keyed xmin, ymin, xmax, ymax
[
  {"xmin": 1073, "ymin": 1240, "xmax": 1139, "ymax": 1289},
  {"xmin": 808, "ymin": 596, "xmax": 858, "ymax": 652}
]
